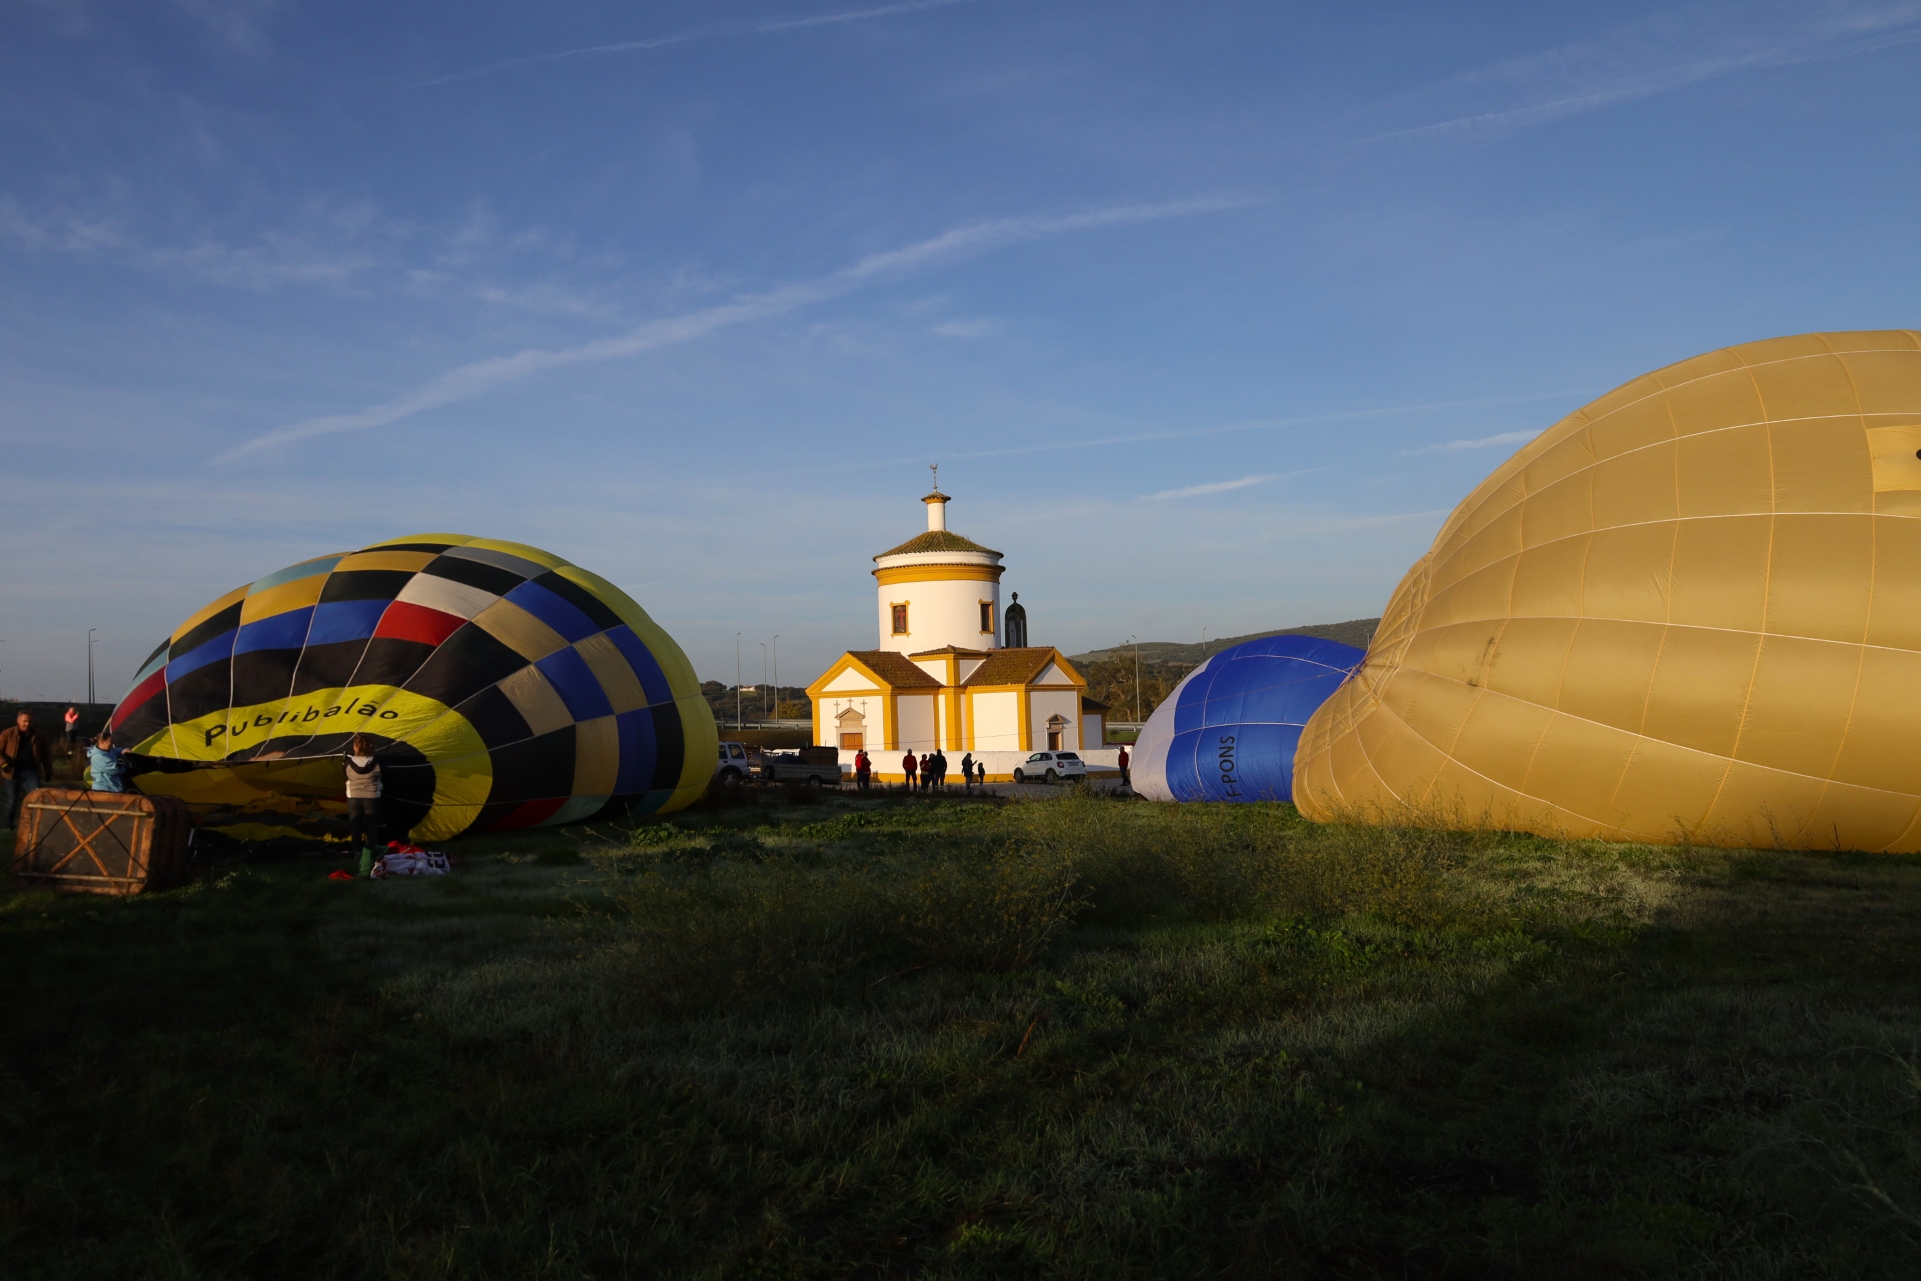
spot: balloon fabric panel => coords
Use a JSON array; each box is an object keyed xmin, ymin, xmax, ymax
[{"xmin": 1294, "ymin": 330, "xmax": 1921, "ymax": 851}]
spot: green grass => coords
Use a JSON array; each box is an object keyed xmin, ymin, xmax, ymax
[{"xmin": 5, "ymin": 792, "xmax": 1921, "ymax": 1278}]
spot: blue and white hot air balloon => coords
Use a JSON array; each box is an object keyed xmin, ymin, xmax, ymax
[{"xmin": 1133, "ymin": 635, "xmax": 1364, "ymax": 803}]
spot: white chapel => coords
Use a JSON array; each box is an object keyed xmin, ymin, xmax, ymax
[{"xmin": 806, "ymin": 482, "xmax": 1091, "ymax": 764}]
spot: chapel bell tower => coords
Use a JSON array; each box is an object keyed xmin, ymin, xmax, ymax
[{"xmin": 871, "ymin": 468, "xmax": 1006, "ymax": 655}]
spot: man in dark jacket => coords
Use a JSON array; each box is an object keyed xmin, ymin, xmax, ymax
[{"xmin": 1, "ymin": 711, "xmax": 53, "ymax": 829}]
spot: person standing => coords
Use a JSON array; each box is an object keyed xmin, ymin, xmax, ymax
[
  {"xmin": 960, "ymin": 752, "xmax": 974, "ymax": 793},
  {"xmin": 1117, "ymin": 743, "xmax": 1131, "ymax": 791},
  {"xmin": 86, "ymin": 730, "xmax": 129, "ymax": 792},
  {"xmin": 63, "ymin": 705, "xmax": 79, "ymax": 745},
  {"xmin": 344, "ymin": 734, "xmax": 383, "ymax": 876},
  {"xmin": 1, "ymin": 711, "xmax": 51, "ymax": 829},
  {"xmin": 931, "ymin": 748, "xmax": 946, "ymax": 793},
  {"xmin": 976, "ymin": 758, "xmax": 987, "ymax": 789},
  {"xmin": 854, "ymin": 748, "xmax": 871, "ymax": 792},
  {"xmin": 918, "ymin": 753, "xmax": 931, "ymax": 795},
  {"xmin": 901, "ymin": 751, "xmax": 917, "ymax": 794}
]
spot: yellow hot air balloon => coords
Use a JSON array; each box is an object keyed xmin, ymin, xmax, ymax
[{"xmin": 1295, "ymin": 330, "xmax": 1921, "ymax": 851}]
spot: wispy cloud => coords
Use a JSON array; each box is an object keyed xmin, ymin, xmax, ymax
[
  {"xmin": 426, "ymin": 0, "xmax": 977, "ymax": 86},
  {"xmin": 1399, "ymin": 429, "xmax": 1535, "ymax": 457},
  {"xmin": 0, "ymin": 196, "xmax": 382, "ymax": 288},
  {"xmin": 932, "ymin": 317, "xmax": 996, "ymax": 338},
  {"xmin": 816, "ymin": 389, "xmax": 1591, "ymax": 474},
  {"xmin": 1370, "ymin": 1, "xmax": 1921, "ymax": 142},
  {"xmin": 217, "ymin": 197, "xmax": 1247, "ymax": 462},
  {"xmin": 173, "ymin": 0, "xmax": 282, "ymax": 57},
  {"xmin": 1148, "ymin": 473, "xmax": 1276, "ymax": 501}
]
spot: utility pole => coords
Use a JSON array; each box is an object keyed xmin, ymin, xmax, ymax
[
  {"xmin": 86, "ymin": 629, "xmax": 97, "ymax": 705},
  {"xmin": 1129, "ymin": 634, "xmax": 1141, "ymax": 723}
]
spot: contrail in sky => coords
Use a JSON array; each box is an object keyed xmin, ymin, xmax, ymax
[
  {"xmin": 1149, "ymin": 474, "xmax": 1278, "ymax": 501},
  {"xmin": 818, "ymin": 389, "xmax": 1595, "ymax": 474},
  {"xmin": 425, "ymin": 0, "xmax": 978, "ymax": 86},
  {"xmin": 216, "ymin": 197, "xmax": 1248, "ymax": 462},
  {"xmin": 1398, "ymin": 429, "xmax": 1536, "ymax": 456},
  {"xmin": 1365, "ymin": 0, "xmax": 1921, "ymax": 143}
]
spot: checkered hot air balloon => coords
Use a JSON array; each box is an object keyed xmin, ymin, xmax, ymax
[{"xmin": 109, "ymin": 535, "xmax": 717, "ymax": 843}]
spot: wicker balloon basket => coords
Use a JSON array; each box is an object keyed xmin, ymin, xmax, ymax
[{"xmin": 10, "ymin": 788, "xmax": 192, "ymax": 895}]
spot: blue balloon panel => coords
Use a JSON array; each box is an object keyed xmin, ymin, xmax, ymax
[{"xmin": 1132, "ymin": 635, "xmax": 1365, "ymax": 803}]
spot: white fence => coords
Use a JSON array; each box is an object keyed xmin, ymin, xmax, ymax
[{"xmin": 835, "ymin": 746, "xmax": 1130, "ymax": 782}]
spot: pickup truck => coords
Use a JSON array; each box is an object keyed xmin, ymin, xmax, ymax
[
  {"xmin": 715, "ymin": 741, "xmax": 755, "ymax": 787},
  {"xmin": 757, "ymin": 746, "xmax": 845, "ymax": 789}
]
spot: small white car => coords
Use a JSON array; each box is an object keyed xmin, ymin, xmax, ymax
[
  {"xmin": 1012, "ymin": 751, "xmax": 1087, "ymax": 784},
  {"xmin": 715, "ymin": 741, "xmax": 754, "ymax": 786}
]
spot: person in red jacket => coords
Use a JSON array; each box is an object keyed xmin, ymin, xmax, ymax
[
  {"xmin": 901, "ymin": 751, "xmax": 917, "ymax": 794},
  {"xmin": 854, "ymin": 749, "xmax": 871, "ymax": 792}
]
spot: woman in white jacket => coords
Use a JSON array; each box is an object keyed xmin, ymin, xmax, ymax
[{"xmin": 345, "ymin": 733, "xmax": 383, "ymax": 875}]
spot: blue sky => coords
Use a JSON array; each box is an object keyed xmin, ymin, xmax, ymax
[{"xmin": 4, "ymin": 1, "xmax": 1920, "ymax": 700}]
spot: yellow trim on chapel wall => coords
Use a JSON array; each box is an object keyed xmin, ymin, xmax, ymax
[{"xmin": 873, "ymin": 564, "xmax": 1004, "ymax": 585}]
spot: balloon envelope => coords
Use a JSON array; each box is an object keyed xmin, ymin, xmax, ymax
[
  {"xmin": 1295, "ymin": 330, "xmax": 1921, "ymax": 851},
  {"xmin": 110, "ymin": 535, "xmax": 717, "ymax": 842},
  {"xmin": 1134, "ymin": 635, "xmax": 1365, "ymax": 803}
]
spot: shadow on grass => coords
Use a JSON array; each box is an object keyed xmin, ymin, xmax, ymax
[{"xmin": 4, "ymin": 801, "xmax": 1921, "ymax": 1278}]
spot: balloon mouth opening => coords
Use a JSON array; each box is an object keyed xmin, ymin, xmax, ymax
[{"xmin": 128, "ymin": 731, "xmax": 439, "ymax": 838}]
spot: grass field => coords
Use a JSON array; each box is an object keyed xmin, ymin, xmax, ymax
[{"xmin": 5, "ymin": 791, "xmax": 1921, "ymax": 1278}]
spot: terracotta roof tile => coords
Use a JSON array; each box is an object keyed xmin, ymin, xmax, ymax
[
  {"xmin": 847, "ymin": 650, "xmax": 942, "ymax": 689},
  {"xmin": 875, "ymin": 530, "xmax": 1001, "ymax": 558},
  {"xmin": 961, "ymin": 647, "xmax": 1061, "ymax": 688}
]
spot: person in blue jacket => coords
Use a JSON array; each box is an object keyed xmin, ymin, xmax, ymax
[{"xmin": 87, "ymin": 730, "xmax": 130, "ymax": 793}]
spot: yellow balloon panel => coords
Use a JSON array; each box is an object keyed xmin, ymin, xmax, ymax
[{"xmin": 1294, "ymin": 330, "xmax": 1921, "ymax": 851}]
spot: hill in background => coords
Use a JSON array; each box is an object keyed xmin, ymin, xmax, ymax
[
  {"xmin": 1069, "ymin": 618, "xmax": 1379, "ymax": 669},
  {"xmin": 1070, "ymin": 619, "xmax": 1380, "ymax": 725}
]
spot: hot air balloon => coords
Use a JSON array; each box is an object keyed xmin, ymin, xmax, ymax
[
  {"xmin": 1295, "ymin": 329, "xmax": 1921, "ymax": 851},
  {"xmin": 1133, "ymin": 635, "xmax": 1364, "ymax": 803},
  {"xmin": 109, "ymin": 535, "xmax": 717, "ymax": 843}
]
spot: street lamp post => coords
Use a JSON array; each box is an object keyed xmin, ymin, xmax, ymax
[
  {"xmin": 759, "ymin": 643, "xmax": 768, "ymax": 721},
  {"xmin": 735, "ymin": 632, "xmax": 743, "ymax": 731},
  {"xmin": 86, "ymin": 629, "xmax": 97, "ymax": 705},
  {"xmin": 1201, "ymin": 626, "xmax": 1210, "ymax": 660},
  {"xmin": 1128, "ymin": 634, "xmax": 1141, "ymax": 724},
  {"xmin": 771, "ymin": 635, "xmax": 780, "ymax": 722}
]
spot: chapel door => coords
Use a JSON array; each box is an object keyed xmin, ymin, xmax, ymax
[{"xmin": 836, "ymin": 709, "xmax": 866, "ymax": 752}]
